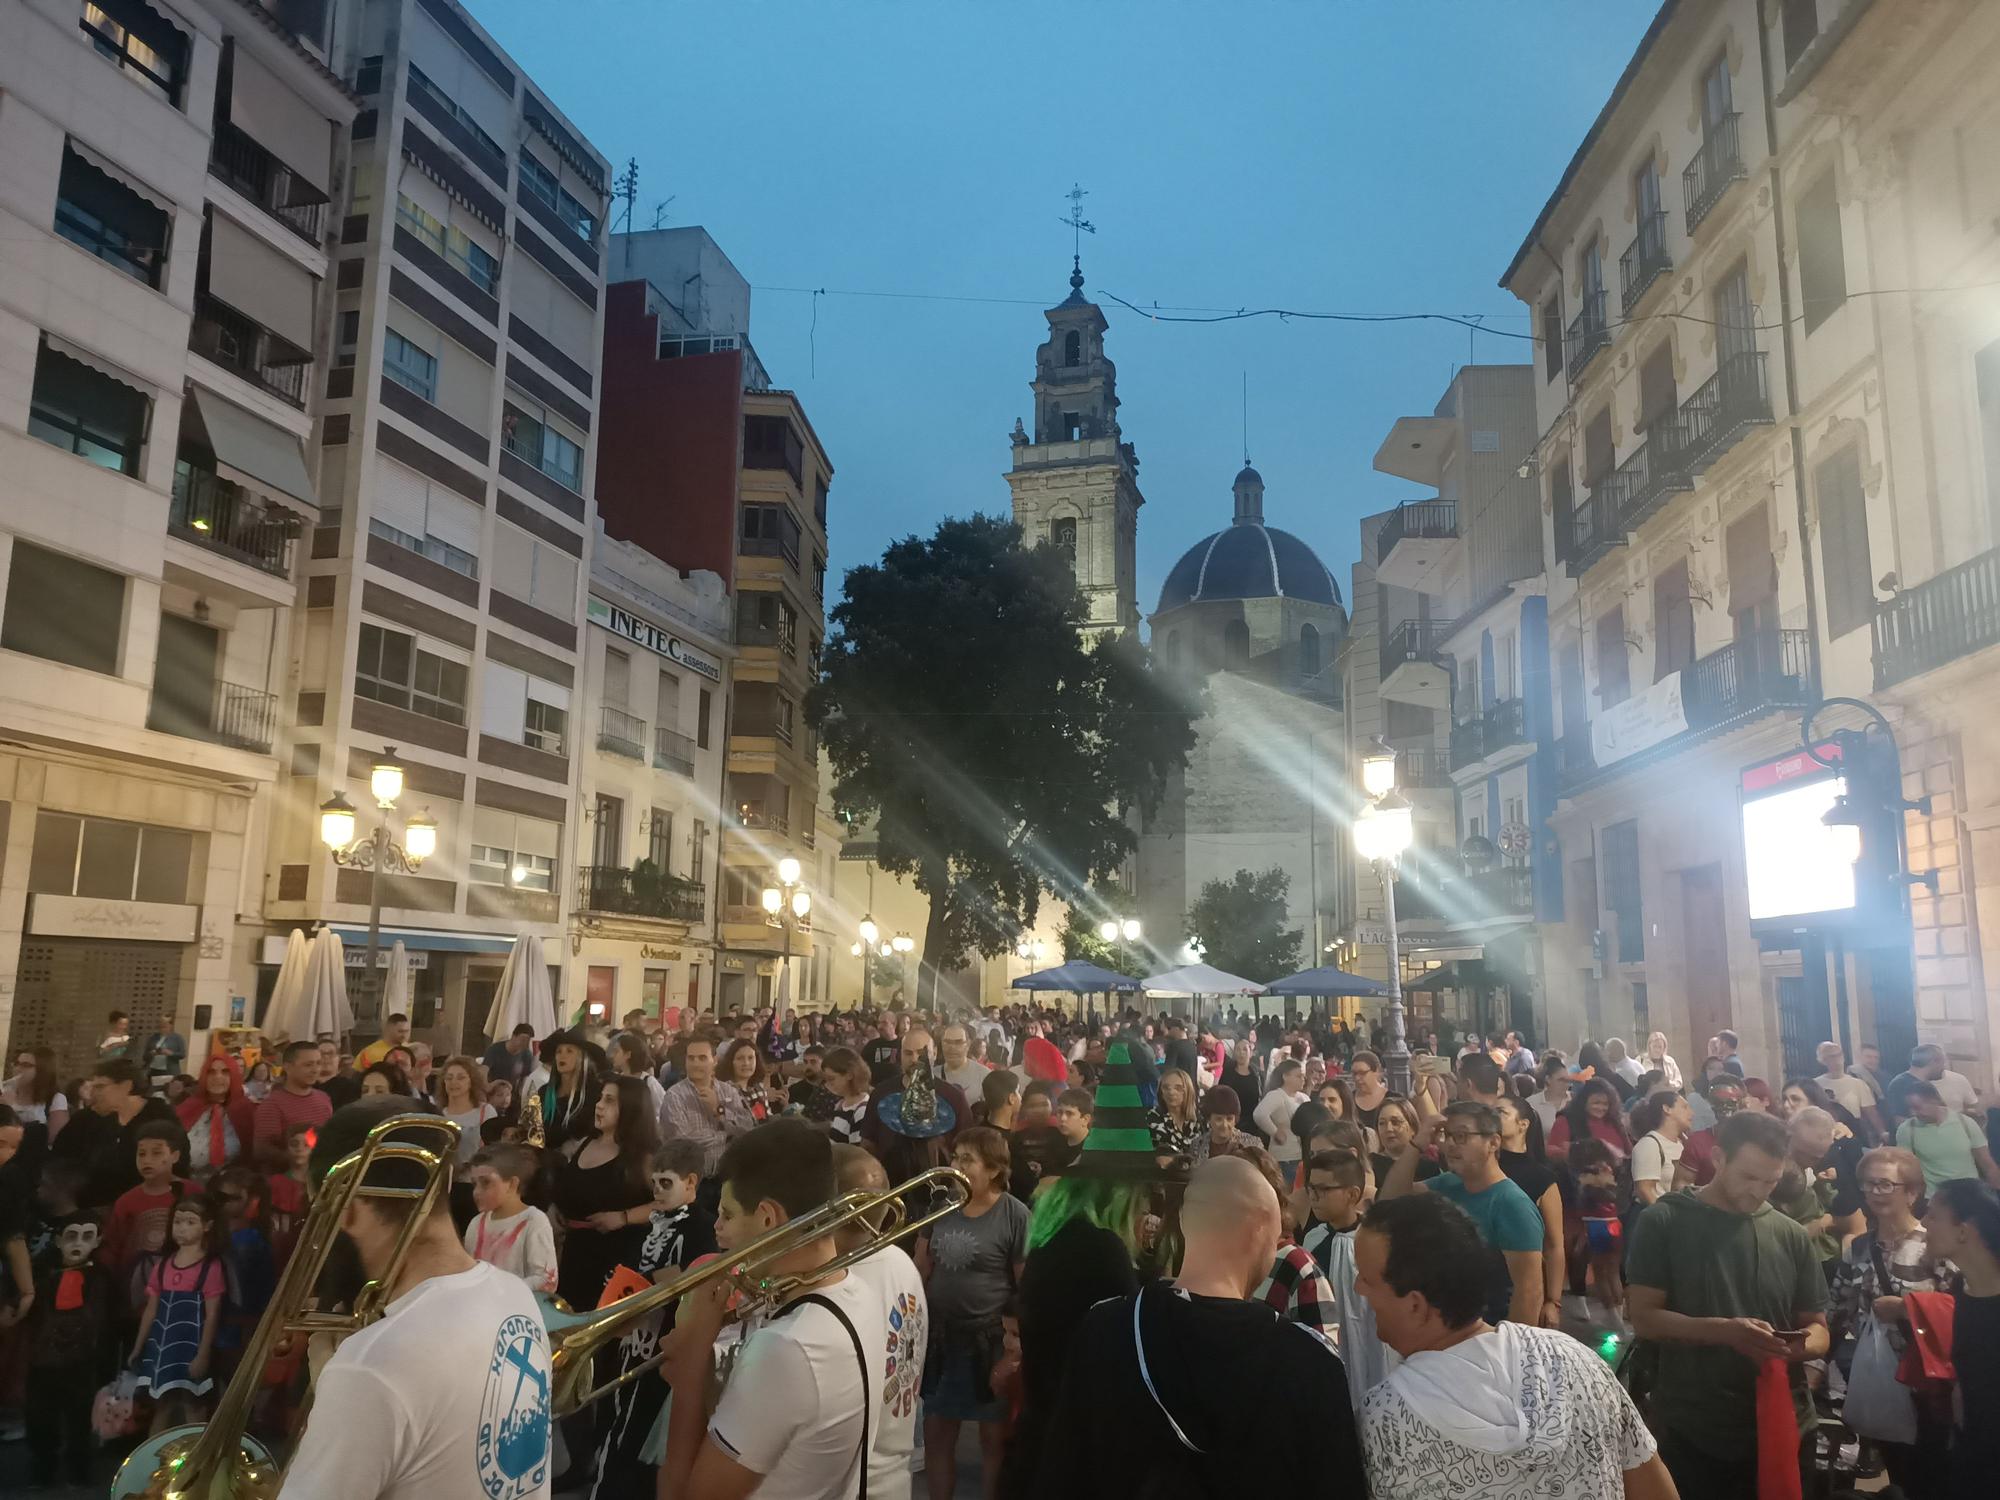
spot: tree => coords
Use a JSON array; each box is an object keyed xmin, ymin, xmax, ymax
[
  {"xmin": 1058, "ymin": 880, "xmax": 1147, "ymax": 978},
  {"xmin": 811, "ymin": 515, "xmax": 1198, "ymax": 1007},
  {"xmin": 1187, "ymin": 868, "xmax": 1302, "ymax": 984}
]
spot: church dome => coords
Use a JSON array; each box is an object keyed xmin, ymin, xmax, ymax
[
  {"xmin": 1157, "ymin": 466, "xmax": 1342, "ymax": 613},
  {"xmin": 1234, "ymin": 464, "xmax": 1263, "ymax": 488}
]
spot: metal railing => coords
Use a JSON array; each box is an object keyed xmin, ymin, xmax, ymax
[
  {"xmin": 1559, "ymin": 734, "xmax": 1597, "ymax": 784},
  {"xmin": 1565, "ymin": 473, "xmax": 1632, "ymax": 574},
  {"xmin": 150, "ymin": 678, "xmax": 278, "ymax": 753},
  {"xmin": 654, "ymin": 725, "xmax": 696, "ymax": 775},
  {"xmin": 171, "ymin": 463, "xmax": 295, "ymax": 575},
  {"xmin": 1393, "ymin": 746, "xmax": 1452, "ymax": 789},
  {"xmin": 1676, "ymin": 351, "xmax": 1772, "ymax": 474},
  {"xmin": 1682, "ymin": 629, "xmax": 1813, "ymax": 731},
  {"xmin": 1619, "ymin": 209, "xmax": 1671, "ymax": 313},
  {"xmin": 1380, "ymin": 617, "xmax": 1458, "ymax": 681},
  {"xmin": 1461, "ymin": 865, "xmax": 1534, "ymax": 917},
  {"xmin": 1683, "ymin": 114, "xmax": 1746, "ymax": 235},
  {"xmin": 736, "ymin": 806, "xmax": 789, "ymax": 833},
  {"xmin": 736, "ymin": 618, "xmax": 796, "ymax": 654},
  {"xmin": 1873, "ymin": 546, "xmax": 2000, "ymax": 691},
  {"xmin": 1376, "ymin": 498, "xmax": 1457, "ymax": 562},
  {"xmin": 501, "ymin": 426, "xmax": 581, "ymax": 494},
  {"xmin": 1447, "ymin": 698, "xmax": 1526, "ymax": 771},
  {"xmin": 596, "ymin": 705, "xmax": 647, "ymax": 759},
  {"xmin": 577, "ymin": 864, "xmax": 706, "ymax": 923},
  {"xmin": 209, "ymin": 122, "xmax": 328, "ymax": 246},
  {"xmin": 189, "ymin": 292, "xmax": 309, "ymax": 407},
  {"xmin": 1565, "ymin": 288, "xmax": 1610, "ymax": 376},
  {"xmin": 740, "ymin": 532, "xmax": 802, "ymax": 569}
]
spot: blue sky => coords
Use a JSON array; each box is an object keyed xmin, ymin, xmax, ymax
[{"xmin": 475, "ymin": 0, "xmax": 1657, "ymax": 617}]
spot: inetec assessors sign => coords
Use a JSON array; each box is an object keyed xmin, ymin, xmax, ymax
[{"xmin": 587, "ymin": 596, "xmax": 722, "ymax": 682}]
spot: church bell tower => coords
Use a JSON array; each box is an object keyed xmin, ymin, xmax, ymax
[{"xmin": 1006, "ymin": 257, "xmax": 1144, "ymax": 641}]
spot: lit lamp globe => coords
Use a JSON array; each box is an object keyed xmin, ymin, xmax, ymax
[
  {"xmin": 1354, "ymin": 794, "xmax": 1414, "ymax": 864},
  {"xmin": 1121, "ymin": 918, "xmax": 1142, "ymax": 942},
  {"xmin": 892, "ymin": 934, "xmax": 915, "ymax": 954},
  {"xmin": 403, "ymin": 810, "xmax": 438, "ymax": 864},
  {"xmin": 1821, "ymin": 793, "xmax": 1865, "ymax": 866},
  {"xmin": 791, "ymin": 889, "xmax": 812, "ymax": 919},
  {"xmin": 761, "ymin": 886, "xmax": 783, "ymax": 915},
  {"xmin": 1099, "ymin": 920, "xmax": 1119, "ymax": 942},
  {"xmin": 850, "ymin": 942, "xmax": 864, "ymax": 957},
  {"xmin": 1360, "ymin": 740, "xmax": 1399, "ymax": 799},
  {"xmin": 859, "ymin": 915, "xmax": 880, "ymax": 946},
  {"xmin": 369, "ymin": 754, "xmax": 406, "ymax": 809},
  {"xmin": 878, "ymin": 942, "xmax": 894, "ymax": 959},
  {"xmin": 777, "ymin": 856, "xmax": 803, "ymax": 886},
  {"xmin": 318, "ymin": 791, "xmax": 357, "ymax": 851}
]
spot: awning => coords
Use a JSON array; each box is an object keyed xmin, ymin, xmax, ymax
[
  {"xmin": 228, "ymin": 44, "xmax": 332, "ymax": 193},
  {"xmin": 1405, "ymin": 959, "xmax": 1487, "ymax": 994},
  {"xmin": 42, "ymin": 332, "xmax": 152, "ymax": 399},
  {"xmin": 207, "ymin": 212, "xmax": 315, "ymax": 351},
  {"xmin": 190, "ymin": 388, "xmax": 315, "ymax": 510},
  {"xmin": 65, "ymin": 138, "xmax": 175, "ymax": 215},
  {"xmin": 328, "ymin": 924, "xmax": 516, "ymax": 956}
]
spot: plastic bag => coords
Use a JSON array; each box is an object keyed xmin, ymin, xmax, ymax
[
  {"xmin": 93, "ymin": 1371, "xmax": 144, "ymax": 1441},
  {"xmin": 1843, "ymin": 1319, "xmax": 1917, "ymax": 1444},
  {"xmin": 1754, "ymin": 1359, "xmax": 1803, "ymax": 1500}
]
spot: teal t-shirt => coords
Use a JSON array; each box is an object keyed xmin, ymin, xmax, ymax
[{"xmin": 1427, "ymin": 1171, "xmax": 1543, "ymax": 1323}]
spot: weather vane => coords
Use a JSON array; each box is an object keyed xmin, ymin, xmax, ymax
[{"xmin": 1059, "ymin": 182, "xmax": 1096, "ymax": 268}]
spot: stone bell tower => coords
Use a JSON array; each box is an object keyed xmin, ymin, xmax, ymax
[{"xmin": 1005, "ymin": 257, "xmax": 1144, "ymax": 641}]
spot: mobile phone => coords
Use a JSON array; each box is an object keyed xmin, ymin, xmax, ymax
[{"xmin": 1776, "ymin": 1328, "xmax": 1810, "ymax": 1355}]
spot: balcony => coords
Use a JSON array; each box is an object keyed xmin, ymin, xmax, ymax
[
  {"xmin": 597, "ymin": 705, "xmax": 647, "ymax": 760},
  {"xmin": 736, "ymin": 805, "xmax": 789, "ymax": 834},
  {"xmin": 1564, "ymin": 289, "xmax": 1610, "ymax": 377},
  {"xmin": 1559, "ymin": 733, "xmax": 1598, "ymax": 784},
  {"xmin": 737, "ymin": 618, "xmax": 797, "ymax": 656},
  {"xmin": 577, "ymin": 864, "xmax": 706, "ymax": 925},
  {"xmin": 654, "ymin": 726, "xmax": 697, "ymax": 776},
  {"xmin": 740, "ymin": 532, "xmax": 801, "ymax": 569},
  {"xmin": 1610, "ymin": 415, "xmax": 1695, "ymax": 536},
  {"xmin": 1460, "ymin": 866, "xmax": 1534, "ymax": 919},
  {"xmin": 1375, "ymin": 498, "xmax": 1458, "ymax": 591},
  {"xmin": 1682, "ymin": 629, "xmax": 1813, "ymax": 733},
  {"xmin": 1393, "ymin": 746, "xmax": 1452, "ymax": 790},
  {"xmin": 148, "ymin": 679, "xmax": 278, "ymax": 754},
  {"xmin": 1564, "ymin": 474, "xmax": 1632, "ymax": 575},
  {"xmin": 1683, "ymin": 114, "xmax": 1746, "ymax": 235},
  {"xmin": 1874, "ymin": 545, "xmax": 2000, "ymax": 691},
  {"xmin": 1676, "ymin": 351, "xmax": 1772, "ymax": 475},
  {"xmin": 1379, "ymin": 617, "xmax": 1457, "ymax": 680},
  {"xmin": 209, "ymin": 123, "xmax": 328, "ymax": 247},
  {"xmin": 1619, "ymin": 210, "xmax": 1671, "ymax": 314},
  {"xmin": 189, "ymin": 292, "xmax": 308, "ymax": 407},
  {"xmin": 170, "ymin": 463, "xmax": 297, "ymax": 576},
  {"xmin": 1447, "ymin": 698, "xmax": 1527, "ymax": 773}
]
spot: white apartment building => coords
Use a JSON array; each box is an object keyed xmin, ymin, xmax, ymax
[
  {"xmin": 0, "ymin": 0, "xmax": 354, "ymax": 1070},
  {"xmin": 572, "ymin": 527, "xmax": 731, "ymax": 1023},
  {"xmin": 259, "ymin": 0, "xmax": 610, "ymax": 1051}
]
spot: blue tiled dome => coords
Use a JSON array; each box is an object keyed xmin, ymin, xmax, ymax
[{"xmin": 1157, "ymin": 523, "xmax": 1342, "ymax": 612}]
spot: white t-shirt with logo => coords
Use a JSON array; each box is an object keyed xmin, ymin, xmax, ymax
[
  {"xmin": 280, "ymin": 1260, "xmax": 552, "ymax": 1500},
  {"xmin": 708, "ymin": 1257, "xmax": 924, "ymax": 1500},
  {"xmin": 844, "ymin": 1248, "xmax": 929, "ymax": 1500}
]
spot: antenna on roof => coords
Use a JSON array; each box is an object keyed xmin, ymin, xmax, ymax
[
  {"xmin": 651, "ymin": 196, "xmax": 677, "ymax": 229},
  {"xmin": 613, "ymin": 157, "xmax": 639, "ymax": 235},
  {"xmin": 1242, "ymin": 371, "xmax": 1250, "ymax": 467}
]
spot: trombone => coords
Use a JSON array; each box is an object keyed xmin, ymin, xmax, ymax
[
  {"xmin": 111, "ymin": 1112, "xmax": 461, "ymax": 1500},
  {"xmin": 544, "ymin": 1164, "xmax": 970, "ymax": 1415}
]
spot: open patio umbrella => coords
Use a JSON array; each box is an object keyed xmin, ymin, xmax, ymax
[
  {"xmin": 1011, "ymin": 960, "xmax": 1140, "ymax": 994},
  {"xmin": 380, "ymin": 940, "xmax": 412, "ymax": 1018},
  {"xmin": 1139, "ymin": 963, "xmax": 1265, "ymax": 996},
  {"xmin": 484, "ymin": 934, "xmax": 558, "ymax": 1042},
  {"xmin": 1262, "ymin": 965, "xmax": 1390, "ymax": 998},
  {"xmin": 261, "ymin": 927, "xmax": 311, "ymax": 1040}
]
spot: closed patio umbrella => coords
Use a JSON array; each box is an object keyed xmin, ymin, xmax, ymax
[{"xmin": 484, "ymin": 935, "xmax": 558, "ymax": 1042}]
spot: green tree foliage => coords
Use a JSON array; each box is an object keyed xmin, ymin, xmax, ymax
[
  {"xmin": 1187, "ymin": 868, "xmax": 1302, "ymax": 983},
  {"xmin": 810, "ymin": 515, "xmax": 1198, "ymax": 1006}
]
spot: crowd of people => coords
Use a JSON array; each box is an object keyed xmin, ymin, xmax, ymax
[{"xmin": 0, "ymin": 999, "xmax": 1996, "ymax": 1500}]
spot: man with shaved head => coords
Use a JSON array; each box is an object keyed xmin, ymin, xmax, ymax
[
  {"xmin": 860, "ymin": 1025, "xmax": 973, "ymax": 1186},
  {"xmin": 1031, "ymin": 1157, "xmax": 1366, "ymax": 1496}
]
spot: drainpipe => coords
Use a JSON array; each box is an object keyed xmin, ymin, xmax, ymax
[{"xmin": 1755, "ymin": 18, "xmax": 1826, "ymax": 696}]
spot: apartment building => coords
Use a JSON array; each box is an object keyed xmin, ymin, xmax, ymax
[
  {"xmin": 1361, "ymin": 365, "xmax": 1548, "ymax": 1043},
  {"xmin": 0, "ymin": 0, "xmax": 354, "ymax": 1067},
  {"xmin": 598, "ymin": 228, "xmax": 835, "ymax": 1017},
  {"xmin": 572, "ymin": 526, "xmax": 730, "ymax": 1022},
  {"xmin": 262, "ymin": 0, "xmax": 610, "ymax": 1049}
]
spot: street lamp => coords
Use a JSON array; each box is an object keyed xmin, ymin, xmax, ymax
[
  {"xmin": 891, "ymin": 931, "xmax": 915, "ymax": 999},
  {"xmin": 1015, "ymin": 936, "xmax": 1048, "ymax": 964},
  {"xmin": 319, "ymin": 747, "xmax": 436, "ymax": 1027},
  {"xmin": 761, "ymin": 861, "xmax": 811, "ymax": 1015},
  {"xmin": 856, "ymin": 915, "xmax": 881, "ymax": 1008},
  {"xmin": 1360, "ymin": 738, "xmax": 1399, "ymax": 800},
  {"xmin": 1097, "ymin": 914, "xmax": 1141, "ymax": 974},
  {"xmin": 1354, "ymin": 782, "xmax": 1415, "ymax": 1097}
]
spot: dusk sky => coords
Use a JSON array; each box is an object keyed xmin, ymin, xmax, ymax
[{"xmin": 475, "ymin": 0, "xmax": 1657, "ymax": 617}]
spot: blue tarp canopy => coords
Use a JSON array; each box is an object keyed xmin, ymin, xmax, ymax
[
  {"xmin": 1011, "ymin": 960, "xmax": 1140, "ymax": 993},
  {"xmin": 1262, "ymin": 964, "xmax": 1390, "ymax": 998}
]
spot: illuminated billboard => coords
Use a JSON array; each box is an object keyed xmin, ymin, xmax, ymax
[{"xmin": 1741, "ymin": 744, "xmax": 1858, "ymax": 927}]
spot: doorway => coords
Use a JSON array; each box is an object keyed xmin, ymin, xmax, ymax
[{"xmin": 149, "ymin": 613, "xmax": 220, "ymax": 741}]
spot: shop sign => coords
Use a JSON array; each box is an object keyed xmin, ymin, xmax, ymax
[
  {"xmin": 586, "ymin": 596, "xmax": 722, "ymax": 682},
  {"xmin": 29, "ymin": 895, "xmax": 199, "ymax": 944},
  {"xmin": 640, "ymin": 945, "xmax": 683, "ymax": 960},
  {"xmin": 345, "ymin": 949, "xmax": 431, "ymax": 970},
  {"xmin": 1591, "ymin": 671, "xmax": 1688, "ymax": 767},
  {"xmin": 1352, "ymin": 924, "xmax": 1392, "ymax": 947}
]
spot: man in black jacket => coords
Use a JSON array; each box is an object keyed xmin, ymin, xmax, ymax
[
  {"xmin": 54, "ymin": 1058, "xmax": 183, "ymax": 1206},
  {"xmin": 1034, "ymin": 1156, "xmax": 1365, "ymax": 1497}
]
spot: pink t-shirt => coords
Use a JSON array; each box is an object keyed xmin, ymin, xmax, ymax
[{"xmin": 148, "ymin": 1254, "xmax": 226, "ymax": 1299}]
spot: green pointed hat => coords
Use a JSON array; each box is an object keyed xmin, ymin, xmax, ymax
[{"xmin": 1064, "ymin": 1041, "xmax": 1184, "ymax": 1182}]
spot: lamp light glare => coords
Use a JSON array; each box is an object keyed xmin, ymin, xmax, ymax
[
  {"xmin": 369, "ymin": 755, "xmax": 405, "ymax": 809},
  {"xmin": 777, "ymin": 856, "xmax": 802, "ymax": 886},
  {"xmin": 318, "ymin": 792, "xmax": 357, "ymax": 851},
  {"xmin": 403, "ymin": 811, "xmax": 437, "ymax": 863},
  {"xmin": 761, "ymin": 886, "xmax": 783, "ymax": 914},
  {"xmin": 859, "ymin": 915, "xmax": 879, "ymax": 945}
]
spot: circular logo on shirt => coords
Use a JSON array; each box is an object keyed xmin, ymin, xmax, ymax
[{"xmin": 477, "ymin": 1313, "xmax": 552, "ymax": 1500}]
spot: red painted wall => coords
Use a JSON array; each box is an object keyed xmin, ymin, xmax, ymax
[{"xmin": 596, "ymin": 280, "xmax": 741, "ymax": 588}]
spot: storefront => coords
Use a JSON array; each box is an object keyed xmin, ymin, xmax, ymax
[
  {"xmin": 575, "ymin": 935, "xmax": 716, "ymax": 1026},
  {"xmin": 256, "ymin": 925, "xmax": 529, "ymax": 1055}
]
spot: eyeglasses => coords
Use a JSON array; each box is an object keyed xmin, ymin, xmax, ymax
[
  {"xmin": 1442, "ymin": 1128, "xmax": 1495, "ymax": 1144},
  {"xmin": 1861, "ymin": 1178, "xmax": 1910, "ymax": 1193}
]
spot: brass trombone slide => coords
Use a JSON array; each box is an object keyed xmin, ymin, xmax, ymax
[{"xmin": 545, "ymin": 1165, "xmax": 970, "ymax": 1416}]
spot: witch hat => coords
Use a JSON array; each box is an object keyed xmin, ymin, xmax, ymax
[{"xmin": 1064, "ymin": 1040, "xmax": 1182, "ymax": 1182}]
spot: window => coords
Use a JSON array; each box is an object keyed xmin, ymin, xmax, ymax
[
  {"xmin": 1550, "ymin": 456, "xmax": 1574, "ymax": 546},
  {"xmin": 1817, "ymin": 446, "xmax": 1874, "ymax": 639},
  {"xmin": 1299, "ymin": 623, "xmax": 1320, "ymax": 678},
  {"xmin": 692, "ymin": 818, "xmax": 708, "ymax": 874},
  {"xmin": 1782, "ymin": 0, "xmax": 1819, "ymax": 72},
  {"xmin": 407, "ymin": 63, "xmax": 504, "ymax": 160},
  {"xmin": 492, "ymin": 523, "xmax": 579, "ymax": 617},
  {"xmin": 740, "ymin": 504, "xmax": 803, "ymax": 566},
  {"xmin": 383, "ymin": 327, "xmax": 437, "ymax": 401},
  {"xmin": 1541, "ymin": 297, "xmax": 1563, "ymax": 381},
  {"xmin": 743, "ymin": 414, "xmax": 804, "ymax": 484},
  {"xmin": 814, "ymin": 476, "xmax": 829, "ymax": 527},
  {"xmin": 1595, "ymin": 606, "xmax": 1631, "ymax": 708},
  {"xmin": 395, "ymin": 193, "xmax": 499, "ymax": 293},
  {"xmin": 471, "ymin": 808, "xmax": 558, "ymax": 891},
  {"xmin": 1498, "ymin": 632, "xmax": 1517, "ymax": 699},
  {"xmin": 81, "ymin": 0, "xmax": 189, "ymax": 107},
  {"xmin": 523, "ymin": 695, "xmax": 566, "ymax": 754},
  {"xmin": 28, "ymin": 813, "xmax": 191, "ymax": 901},
  {"xmin": 27, "ymin": 342, "xmax": 149, "ymax": 476},
  {"xmin": 1978, "ymin": 339, "xmax": 2000, "ymax": 527},
  {"xmin": 2, "ymin": 541, "xmax": 125, "ymax": 674},
  {"xmin": 54, "ymin": 143, "xmax": 168, "ymax": 286},
  {"xmin": 1602, "ymin": 820, "xmax": 1644, "ymax": 962},
  {"xmin": 696, "ymin": 687, "xmax": 712, "ymax": 750},
  {"xmin": 1064, "ymin": 330, "xmax": 1082, "ymax": 367},
  {"xmin": 648, "ymin": 809, "xmax": 674, "ymax": 870},
  {"xmin": 1702, "ymin": 51, "xmax": 1733, "ymax": 133},
  {"xmin": 336, "ymin": 309, "xmax": 359, "ymax": 367},
  {"xmin": 1653, "ymin": 559, "xmax": 1695, "ymax": 679},
  {"xmin": 603, "ymin": 646, "xmax": 630, "ymax": 708},
  {"xmin": 1798, "ymin": 171, "xmax": 1847, "ymax": 332},
  {"xmin": 1051, "ymin": 518, "xmax": 1078, "ymax": 571},
  {"xmin": 370, "ymin": 456, "xmax": 481, "ymax": 577},
  {"xmin": 657, "ymin": 669, "xmax": 682, "ymax": 734},
  {"xmin": 503, "ymin": 401, "xmax": 583, "ymax": 492},
  {"xmin": 813, "ymin": 555, "xmax": 826, "ymax": 601},
  {"xmin": 354, "ymin": 621, "xmax": 467, "ymax": 723},
  {"xmin": 518, "ymin": 151, "xmax": 596, "ymax": 242},
  {"xmin": 593, "ymin": 794, "xmax": 622, "ymax": 867},
  {"xmin": 1062, "ymin": 411, "xmax": 1082, "ymax": 441},
  {"xmin": 1581, "ymin": 242, "xmax": 1604, "ymax": 305}
]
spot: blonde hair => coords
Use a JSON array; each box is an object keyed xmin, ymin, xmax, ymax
[
  {"xmin": 1859, "ymin": 1145, "xmax": 1924, "ymax": 1195},
  {"xmin": 1156, "ymin": 1067, "xmax": 1197, "ymax": 1125}
]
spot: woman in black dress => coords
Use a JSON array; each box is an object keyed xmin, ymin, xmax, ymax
[{"xmin": 535, "ymin": 1029, "xmax": 604, "ymax": 1155}]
